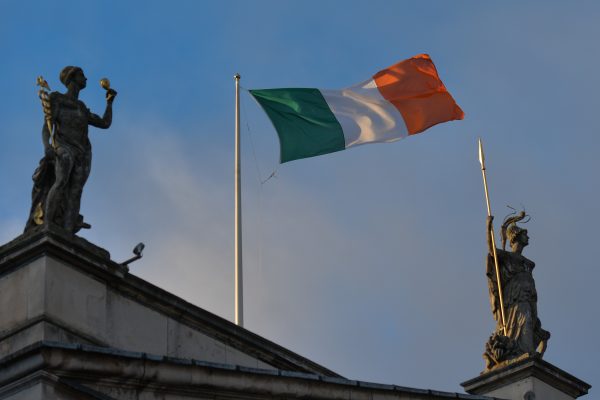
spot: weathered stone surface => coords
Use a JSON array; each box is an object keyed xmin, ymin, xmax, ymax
[
  {"xmin": 0, "ymin": 228, "xmax": 338, "ymax": 375},
  {"xmin": 1, "ymin": 383, "xmax": 44, "ymax": 400},
  {"xmin": 0, "ymin": 227, "xmax": 530, "ymax": 400},
  {"xmin": 45, "ymin": 257, "xmax": 108, "ymax": 341},
  {"xmin": 462, "ymin": 356, "xmax": 591, "ymax": 399},
  {"xmin": 106, "ymin": 288, "xmax": 168, "ymax": 354},
  {"xmin": 0, "ymin": 257, "xmax": 45, "ymax": 332},
  {"xmin": 0, "ymin": 342, "xmax": 498, "ymax": 400},
  {"xmin": 0, "ymin": 224, "xmax": 113, "ymax": 269},
  {"xmin": 167, "ymin": 318, "xmax": 226, "ymax": 362},
  {"xmin": 484, "ymin": 377, "xmax": 571, "ymax": 400}
]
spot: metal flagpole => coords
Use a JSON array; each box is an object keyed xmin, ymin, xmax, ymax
[
  {"xmin": 478, "ymin": 138, "xmax": 507, "ymax": 336},
  {"xmin": 234, "ymin": 73, "xmax": 244, "ymax": 327}
]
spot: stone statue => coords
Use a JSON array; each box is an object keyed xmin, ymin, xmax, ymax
[
  {"xmin": 24, "ymin": 66, "xmax": 117, "ymax": 234},
  {"xmin": 483, "ymin": 211, "xmax": 550, "ymax": 370}
]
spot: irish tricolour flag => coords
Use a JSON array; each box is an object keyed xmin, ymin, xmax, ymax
[{"xmin": 250, "ymin": 54, "xmax": 464, "ymax": 163}]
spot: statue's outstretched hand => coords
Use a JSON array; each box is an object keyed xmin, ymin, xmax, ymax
[{"xmin": 106, "ymin": 88, "xmax": 117, "ymax": 104}]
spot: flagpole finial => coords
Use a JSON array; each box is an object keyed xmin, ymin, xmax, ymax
[{"xmin": 234, "ymin": 73, "xmax": 241, "ymax": 80}]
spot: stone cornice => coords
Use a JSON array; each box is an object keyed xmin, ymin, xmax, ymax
[
  {"xmin": 461, "ymin": 356, "xmax": 591, "ymax": 398},
  {"xmin": 1, "ymin": 341, "xmax": 497, "ymax": 400}
]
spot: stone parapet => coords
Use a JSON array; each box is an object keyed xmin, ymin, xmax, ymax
[{"xmin": 461, "ymin": 357, "xmax": 591, "ymax": 399}]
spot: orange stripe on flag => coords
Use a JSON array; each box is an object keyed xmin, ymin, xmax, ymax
[{"xmin": 373, "ymin": 54, "xmax": 464, "ymax": 135}]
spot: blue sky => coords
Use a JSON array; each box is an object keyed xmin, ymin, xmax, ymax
[{"xmin": 1, "ymin": 0, "xmax": 598, "ymax": 396}]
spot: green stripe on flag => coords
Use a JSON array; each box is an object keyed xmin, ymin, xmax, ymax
[{"xmin": 250, "ymin": 88, "xmax": 346, "ymax": 163}]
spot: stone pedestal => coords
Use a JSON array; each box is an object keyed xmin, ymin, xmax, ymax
[{"xmin": 461, "ymin": 357, "xmax": 591, "ymax": 400}]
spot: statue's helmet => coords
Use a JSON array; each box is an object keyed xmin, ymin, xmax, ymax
[
  {"xmin": 59, "ymin": 66, "xmax": 83, "ymax": 88},
  {"xmin": 501, "ymin": 210, "xmax": 529, "ymax": 249}
]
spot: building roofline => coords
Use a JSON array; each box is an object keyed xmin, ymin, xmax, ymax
[
  {"xmin": 0, "ymin": 226, "xmax": 339, "ymax": 376},
  {"xmin": 1, "ymin": 341, "xmax": 499, "ymax": 400}
]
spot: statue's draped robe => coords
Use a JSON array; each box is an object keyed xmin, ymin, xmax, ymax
[
  {"xmin": 486, "ymin": 250, "xmax": 548, "ymax": 355},
  {"xmin": 25, "ymin": 92, "xmax": 95, "ymax": 233}
]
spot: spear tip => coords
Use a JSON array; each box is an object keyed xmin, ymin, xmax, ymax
[{"xmin": 478, "ymin": 137, "xmax": 485, "ymax": 168}]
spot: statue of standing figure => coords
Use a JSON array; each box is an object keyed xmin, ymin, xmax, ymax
[
  {"xmin": 483, "ymin": 211, "xmax": 551, "ymax": 370},
  {"xmin": 24, "ymin": 66, "xmax": 117, "ymax": 234}
]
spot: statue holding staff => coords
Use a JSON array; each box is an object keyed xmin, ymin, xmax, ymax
[
  {"xmin": 483, "ymin": 212, "xmax": 550, "ymax": 370},
  {"xmin": 478, "ymin": 139, "xmax": 550, "ymax": 371},
  {"xmin": 25, "ymin": 66, "xmax": 117, "ymax": 234}
]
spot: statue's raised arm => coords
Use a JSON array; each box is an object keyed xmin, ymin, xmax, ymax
[{"xmin": 89, "ymin": 78, "xmax": 116, "ymax": 129}]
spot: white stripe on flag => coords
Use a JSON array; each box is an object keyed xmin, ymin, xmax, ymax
[{"xmin": 321, "ymin": 78, "xmax": 409, "ymax": 149}]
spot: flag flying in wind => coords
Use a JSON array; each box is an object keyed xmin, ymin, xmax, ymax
[{"xmin": 250, "ymin": 54, "xmax": 464, "ymax": 163}]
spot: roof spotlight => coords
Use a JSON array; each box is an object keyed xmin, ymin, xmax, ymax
[{"xmin": 122, "ymin": 242, "xmax": 145, "ymax": 266}]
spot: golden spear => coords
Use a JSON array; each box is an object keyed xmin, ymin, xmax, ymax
[{"xmin": 478, "ymin": 138, "xmax": 507, "ymax": 336}]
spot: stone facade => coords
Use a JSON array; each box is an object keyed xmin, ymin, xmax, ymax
[
  {"xmin": 0, "ymin": 226, "xmax": 333, "ymax": 373},
  {"xmin": 0, "ymin": 226, "xmax": 498, "ymax": 400}
]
